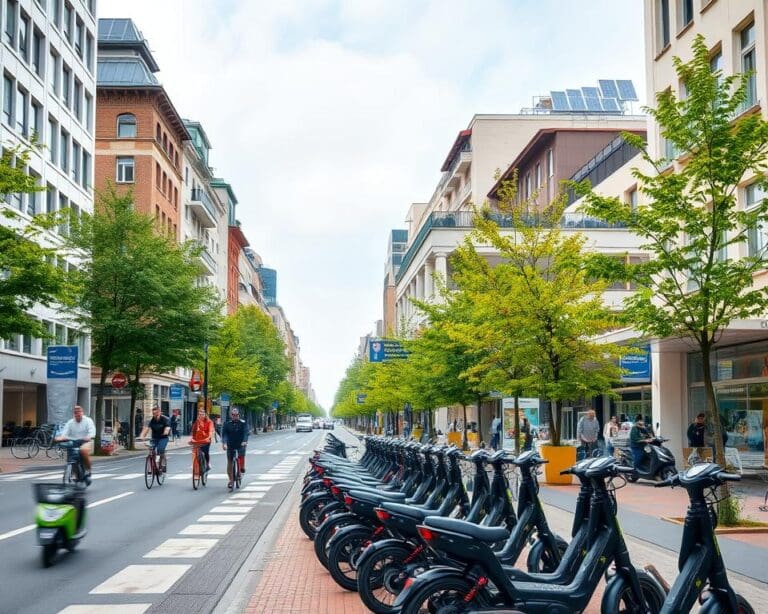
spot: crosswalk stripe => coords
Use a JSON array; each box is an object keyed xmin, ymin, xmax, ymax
[
  {"xmin": 144, "ymin": 538, "xmax": 218, "ymax": 559},
  {"xmin": 113, "ymin": 473, "xmax": 144, "ymax": 480},
  {"xmin": 228, "ymin": 493, "xmax": 264, "ymax": 500},
  {"xmin": 209, "ymin": 506, "xmax": 252, "ymax": 513},
  {"xmin": 167, "ymin": 473, "xmax": 229, "ymax": 480},
  {"xmin": 58, "ymin": 604, "xmax": 152, "ymax": 613},
  {"xmin": 87, "ymin": 474, "xmax": 115, "ymax": 480},
  {"xmin": 220, "ymin": 499, "xmax": 255, "ymax": 506},
  {"xmin": 90, "ymin": 564, "xmax": 191, "ymax": 594},
  {"xmin": 3, "ymin": 471, "xmax": 55, "ymax": 481},
  {"xmin": 198, "ymin": 514, "xmax": 245, "ymax": 522},
  {"xmin": 179, "ymin": 524, "xmax": 233, "ymax": 536}
]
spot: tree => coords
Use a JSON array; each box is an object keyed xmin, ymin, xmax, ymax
[
  {"xmin": 68, "ymin": 187, "xmax": 220, "ymax": 452},
  {"xmin": 579, "ymin": 35, "xmax": 768, "ymax": 523},
  {"xmin": 0, "ymin": 143, "xmax": 63, "ymax": 339},
  {"xmin": 452, "ymin": 185, "xmax": 623, "ymax": 447}
]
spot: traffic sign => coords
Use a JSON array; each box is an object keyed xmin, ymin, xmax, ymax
[
  {"xmin": 111, "ymin": 372, "xmax": 127, "ymax": 389},
  {"xmin": 189, "ymin": 369, "xmax": 203, "ymax": 392}
]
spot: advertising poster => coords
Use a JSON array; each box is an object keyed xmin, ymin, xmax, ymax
[{"xmin": 501, "ymin": 397, "xmax": 539, "ymax": 449}]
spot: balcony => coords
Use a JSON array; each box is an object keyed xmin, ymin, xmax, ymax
[
  {"xmin": 197, "ymin": 244, "xmax": 217, "ymax": 275},
  {"xmin": 458, "ymin": 180, "xmax": 472, "ymax": 205},
  {"xmin": 189, "ymin": 188, "xmax": 217, "ymax": 228},
  {"xmin": 395, "ymin": 210, "xmax": 626, "ymax": 283}
]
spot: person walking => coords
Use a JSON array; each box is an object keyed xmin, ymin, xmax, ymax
[
  {"xmin": 489, "ymin": 415, "xmax": 502, "ymax": 451},
  {"xmin": 576, "ymin": 409, "xmax": 600, "ymax": 458},
  {"xmin": 603, "ymin": 415, "xmax": 619, "ymax": 458},
  {"xmin": 521, "ymin": 417, "xmax": 533, "ymax": 451}
]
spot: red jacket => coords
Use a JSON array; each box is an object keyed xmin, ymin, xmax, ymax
[{"xmin": 191, "ymin": 417, "xmax": 214, "ymax": 444}]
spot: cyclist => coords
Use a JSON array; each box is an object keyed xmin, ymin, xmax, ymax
[
  {"xmin": 191, "ymin": 407, "xmax": 214, "ymax": 472},
  {"xmin": 54, "ymin": 405, "xmax": 96, "ymax": 479},
  {"xmin": 222, "ymin": 407, "xmax": 248, "ymax": 489},
  {"xmin": 139, "ymin": 406, "xmax": 171, "ymax": 473}
]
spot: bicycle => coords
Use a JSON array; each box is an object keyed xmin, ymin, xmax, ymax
[
  {"xmin": 192, "ymin": 443, "xmax": 208, "ymax": 491},
  {"xmin": 228, "ymin": 446, "xmax": 243, "ymax": 491},
  {"xmin": 11, "ymin": 436, "xmax": 38, "ymax": 459},
  {"xmin": 59, "ymin": 440, "xmax": 89, "ymax": 486},
  {"xmin": 142, "ymin": 440, "xmax": 165, "ymax": 489}
]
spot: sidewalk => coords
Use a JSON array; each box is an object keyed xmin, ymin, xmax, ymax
[{"xmin": 0, "ymin": 435, "xmax": 193, "ymax": 474}]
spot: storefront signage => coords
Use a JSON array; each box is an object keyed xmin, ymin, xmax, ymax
[
  {"xmin": 368, "ymin": 339, "xmax": 408, "ymax": 362},
  {"xmin": 169, "ymin": 384, "xmax": 184, "ymax": 400},
  {"xmin": 620, "ymin": 346, "xmax": 651, "ymax": 383}
]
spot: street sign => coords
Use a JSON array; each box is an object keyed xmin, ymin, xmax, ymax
[
  {"xmin": 368, "ymin": 338, "xmax": 408, "ymax": 362},
  {"xmin": 111, "ymin": 372, "xmax": 127, "ymax": 389},
  {"xmin": 356, "ymin": 393, "xmax": 367, "ymax": 404},
  {"xmin": 220, "ymin": 392, "xmax": 231, "ymax": 408},
  {"xmin": 169, "ymin": 384, "xmax": 184, "ymax": 400},
  {"xmin": 189, "ymin": 369, "xmax": 203, "ymax": 392}
]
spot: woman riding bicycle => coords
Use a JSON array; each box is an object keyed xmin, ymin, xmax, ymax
[{"xmin": 191, "ymin": 408, "xmax": 214, "ymax": 472}]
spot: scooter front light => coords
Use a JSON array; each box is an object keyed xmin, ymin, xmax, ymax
[{"xmin": 39, "ymin": 506, "xmax": 67, "ymax": 522}]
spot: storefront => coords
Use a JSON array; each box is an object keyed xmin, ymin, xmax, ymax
[{"xmin": 687, "ymin": 339, "xmax": 768, "ymax": 467}]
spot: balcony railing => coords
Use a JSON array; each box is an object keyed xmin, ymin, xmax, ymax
[
  {"xmin": 190, "ymin": 187, "xmax": 216, "ymax": 220},
  {"xmin": 198, "ymin": 245, "xmax": 216, "ymax": 273},
  {"xmin": 395, "ymin": 210, "xmax": 625, "ymax": 283}
]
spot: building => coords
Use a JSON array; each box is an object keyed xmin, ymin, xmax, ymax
[
  {"xmin": 1, "ymin": 0, "xmax": 97, "ymax": 434},
  {"xmin": 382, "ymin": 229, "xmax": 407, "ymax": 335},
  {"xmin": 258, "ymin": 266, "xmax": 277, "ymax": 306},
  {"xmin": 636, "ymin": 0, "xmax": 768, "ymax": 466}
]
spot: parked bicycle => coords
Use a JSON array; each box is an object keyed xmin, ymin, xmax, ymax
[
  {"xmin": 192, "ymin": 443, "xmax": 208, "ymax": 490},
  {"xmin": 141, "ymin": 440, "xmax": 165, "ymax": 489}
]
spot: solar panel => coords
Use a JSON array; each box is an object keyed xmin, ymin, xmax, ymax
[
  {"xmin": 599, "ymin": 79, "xmax": 619, "ymax": 100},
  {"xmin": 566, "ymin": 89, "xmax": 587, "ymax": 111},
  {"xmin": 585, "ymin": 96, "xmax": 602, "ymax": 112},
  {"xmin": 600, "ymin": 98, "xmax": 621, "ymax": 112},
  {"xmin": 616, "ymin": 80, "xmax": 639, "ymax": 101},
  {"xmin": 550, "ymin": 91, "xmax": 569, "ymax": 111},
  {"xmin": 582, "ymin": 87, "xmax": 600, "ymax": 98}
]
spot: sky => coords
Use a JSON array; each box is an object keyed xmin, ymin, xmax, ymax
[{"xmin": 99, "ymin": 0, "xmax": 647, "ymax": 410}]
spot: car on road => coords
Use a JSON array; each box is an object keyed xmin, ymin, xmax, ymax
[
  {"xmin": 312, "ymin": 419, "xmax": 321, "ymax": 429},
  {"xmin": 296, "ymin": 416, "xmax": 313, "ymax": 433},
  {"xmin": 322, "ymin": 419, "xmax": 334, "ymax": 430}
]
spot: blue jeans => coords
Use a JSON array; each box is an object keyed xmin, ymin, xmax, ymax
[
  {"xmin": 631, "ymin": 446, "xmax": 644, "ymax": 467},
  {"xmin": 151, "ymin": 437, "xmax": 169, "ymax": 454},
  {"xmin": 605, "ymin": 442, "xmax": 615, "ymax": 457}
]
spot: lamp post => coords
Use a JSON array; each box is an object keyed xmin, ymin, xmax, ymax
[{"xmin": 203, "ymin": 342, "xmax": 209, "ymax": 416}]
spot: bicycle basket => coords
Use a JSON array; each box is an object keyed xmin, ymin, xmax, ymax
[{"xmin": 34, "ymin": 482, "xmax": 81, "ymax": 504}]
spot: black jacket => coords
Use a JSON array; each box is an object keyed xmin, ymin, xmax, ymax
[{"xmin": 222, "ymin": 418, "xmax": 248, "ymax": 448}]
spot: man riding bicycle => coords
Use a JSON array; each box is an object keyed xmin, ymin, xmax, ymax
[
  {"xmin": 191, "ymin": 408, "xmax": 214, "ymax": 471},
  {"xmin": 222, "ymin": 407, "xmax": 248, "ymax": 489},
  {"xmin": 54, "ymin": 405, "xmax": 96, "ymax": 479},
  {"xmin": 139, "ymin": 406, "xmax": 171, "ymax": 472}
]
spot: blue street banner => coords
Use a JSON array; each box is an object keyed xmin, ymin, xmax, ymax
[
  {"xmin": 620, "ymin": 345, "xmax": 651, "ymax": 383},
  {"xmin": 368, "ymin": 338, "xmax": 408, "ymax": 362},
  {"xmin": 169, "ymin": 384, "xmax": 184, "ymax": 400},
  {"xmin": 220, "ymin": 392, "xmax": 231, "ymax": 409},
  {"xmin": 47, "ymin": 346, "xmax": 78, "ymax": 424},
  {"xmin": 356, "ymin": 393, "xmax": 367, "ymax": 404}
]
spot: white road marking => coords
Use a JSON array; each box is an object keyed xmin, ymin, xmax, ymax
[
  {"xmin": 228, "ymin": 493, "xmax": 264, "ymax": 500},
  {"xmin": 87, "ymin": 474, "xmax": 115, "ymax": 480},
  {"xmin": 269, "ymin": 450, "xmax": 281, "ymax": 455},
  {"xmin": 179, "ymin": 524, "xmax": 233, "ymax": 536},
  {"xmin": 87, "ymin": 492, "xmax": 134, "ymax": 509},
  {"xmin": 3, "ymin": 471, "xmax": 56, "ymax": 481},
  {"xmin": 220, "ymin": 499, "xmax": 256, "ymax": 506},
  {"xmin": 242, "ymin": 485, "xmax": 272, "ymax": 491},
  {"xmin": 167, "ymin": 473, "xmax": 229, "ymax": 480},
  {"xmin": 210, "ymin": 506, "xmax": 253, "ymax": 513},
  {"xmin": 144, "ymin": 538, "xmax": 218, "ymax": 558},
  {"xmin": 58, "ymin": 604, "xmax": 152, "ymax": 613},
  {"xmin": 198, "ymin": 514, "xmax": 245, "ymax": 522},
  {"xmin": 90, "ymin": 564, "xmax": 191, "ymax": 594},
  {"xmin": 113, "ymin": 473, "xmax": 145, "ymax": 480}
]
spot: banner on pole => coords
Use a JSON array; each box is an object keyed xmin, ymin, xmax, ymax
[{"xmin": 46, "ymin": 346, "xmax": 78, "ymax": 424}]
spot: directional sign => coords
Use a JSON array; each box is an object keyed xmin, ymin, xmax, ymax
[
  {"xmin": 111, "ymin": 372, "xmax": 127, "ymax": 389},
  {"xmin": 356, "ymin": 393, "xmax": 367, "ymax": 404},
  {"xmin": 189, "ymin": 369, "xmax": 203, "ymax": 392},
  {"xmin": 368, "ymin": 339, "xmax": 408, "ymax": 362}
]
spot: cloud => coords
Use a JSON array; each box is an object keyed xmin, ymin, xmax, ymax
[{"xmin": 98, "ymin": 0, "xmax": 646, "ymax": 408}]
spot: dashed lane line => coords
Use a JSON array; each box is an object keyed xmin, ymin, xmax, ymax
[
  {"xmin": 179, "ymin": 524, "xmax": 233, "ymax": 536},
  {"xmin": 89, "ymin": 565, "xmax": 192, "ymax": 594},
  {"xmin": 144, "ymin": 538, "xmax": 219, "ymax": 559},
  {"xmin": 198, "ymin": 514, "xmax": 245, "ymax": 522}
]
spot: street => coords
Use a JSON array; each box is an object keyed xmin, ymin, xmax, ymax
[{"xmin": 0, "ymin": 429, "xmax": 326, "ymax": 614}]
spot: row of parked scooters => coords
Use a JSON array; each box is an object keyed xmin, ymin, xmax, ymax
[{"xmin": 300, "ymin": 434, "xmax": 754, "ymax": 613}]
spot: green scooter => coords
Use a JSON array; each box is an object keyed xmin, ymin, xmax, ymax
[{"xmin": 34, "ymin": 482, "xmax": 87, "ymax": 567}]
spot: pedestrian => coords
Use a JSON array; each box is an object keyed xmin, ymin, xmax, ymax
[
  {"xmin": 603, "ymin": 415, "xmax": 619, "ymax": 458},
  {"xmin": 521, "ymin": 417, "xmax": 533, "ymax": 451},
  {"xmin": 134, "ymin": 409, "xmax": 144, "ymax": 437},
  {"xmin": 629, "ymin": 415, "xmax": 652, "ymax": 468},
  {"xmin": 489, "ymin": 415, "xmax": 502, "ymax": 451},
  {"xmin": 576, "ymin": 409, "xmax": 600, "ymax": 458},
  {"xmin": 170, "ymin": 411, "xmax": 180, "ymax": 442}
]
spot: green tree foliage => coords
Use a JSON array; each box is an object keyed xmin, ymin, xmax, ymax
[
  {"xmin": 579, "ymin": 35, "xmax": 768, "ymax": 523},
  {"xmin": 68, "ymin": 187, "xmax": 220, "ymax": 452},
  {"xmin": 0, "ymin": 143, "xmax": 64, "ymax": 339}
]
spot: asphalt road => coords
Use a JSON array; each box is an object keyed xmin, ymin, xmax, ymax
[{"xmin": 0, "ymin": 428, "xmax": 328, "ymax": 614}]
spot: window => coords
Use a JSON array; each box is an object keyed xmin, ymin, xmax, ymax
[
  {"xmin": 116, "ymin": 156, "xmax": 134, "ymax": 183},
  {"xmin": 2, "ymin": 74, "xmax": 13, "ymax": 125},
  {"xmin": 71, "ymin": 140, "xmax": 80, "ymax": 182},
  {"xmin": 47, "ymin": 116, "xmax": 57, "ymax": 163},
  {"xmin": 81, "ymin": 150, "xmax": 90, "ymax": 188},
  {"xmin": 679, "ymin": 0, "xmax": 693, "ymax": 29},
  {"xmin": 46, "ymin": 184, "xmax": 55, "ymax": 213},
  {"xmin": 746, "ymin": 183, "xmax": 768, "ymax": 257},
  {"xmin": 31, "ymin": 28, "xmax": 43, "ymax": 76},
  {"xmin": 84, "ymin": 91, "xmax": 93, "ymax": 132},
  {"xmin": 657, "ymin": 0, "xmax": 670, "ymax": 50},
  {"xmin": 59, "ymin": 128, "xmax": 68, "ymax": 172},
  {"xmin": 49, "ymin": 0, "xmax": 61, "ymax": 29},
  {"xmin": 524, "ymin": 172, "xmax": 531, "ymax": 199},
  {"xmin": 185, "ymin": 166, "xmax": 188, "ymax": 184},
  {"xmin": 62, "ymin": 63, "xmax": 70, "ymax": 108},
  {"xmin": 15, "ymin": 86, "xmax": 27, "ymax": 136},
  {"xmin": 535, "ymin": 163, "xmax": 541, "ymax": 188},
  {"xmin": 18, "ymin": 11, "xmax": 28, "ymax": 60},
  {"xmin": 117, "ymin": 113, "xmax": 136, "ymax": 138},
  {"xmin": 74, "ymin": 16, "xmax": 82, "ymax": 58},
  {"xmin": 155, "ymin": 162, "xmax": 161, "ymax": 186},
  {"xmin": 27, "ymin": 170, "xmax": 40, "ymax": 215},
  {"xmin": 156, "ymin": 123, "xmax": 161, "ymax": 141},
  {"xmin": 709, "ymin": 48, "xmax": 722, "ymax": 77},
  {"xmin": 55, "ymin": 323, "xmax": 65, "ymax": 345},
  {"xmin": 73, "ymin": 79, "xmax": 82, "ymax": 121},
  {"xmin": 62, "ymin": 2, "xmax": 72, "ymax": 41},
  {"xmin": 4, "ymin": 0, "xmax": 16, "ymax": 47},
  {"xmin": 5, "ymin": 334, "xmax": 19, "ymax": 352},
  {"xmin": 85, "ymin": 32, "xmax": 93, "ymax": 72},
  {"xmin": 41, "ymin": 320, "xmax": 53, "ymax": 354},
  {"xmin": 740, "ymin": 22, "xmax": 756, "ymax": 109},
  {"xmin": 627, "ymin": 187, "xmax": 638, "ymax": 211},
  {"xmin": 49, "ymin": 47, "xmax": 59, "ymax": 94}
]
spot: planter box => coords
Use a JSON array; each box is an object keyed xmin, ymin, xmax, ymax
[
  {"xmin": 447, "ymin": 432, "xmax": 463, "ymax": 446},
  {"xmin": 467, "ymin": 432, "xmax": 480, "ymax": 448},
  {"xmin": 539, "ymin": 444, "xmax": 577, "ymax": 484}
]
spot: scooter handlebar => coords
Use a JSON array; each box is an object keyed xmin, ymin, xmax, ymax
[
  {"xmin": 716, "ymin": 471, "xmax": 741, "ymax": 482},
  {"xmin": 614, "ymin": 465, "xmax": 635, "ymax": 475},
  {"xmin": 654, "ymin": 474, "xmax": 679, "ymax": 488}
]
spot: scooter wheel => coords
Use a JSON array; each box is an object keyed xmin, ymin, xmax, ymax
[
  {"xmin": 42, "ymin": 544, "xmax": 57, "ymax": 568},
  {"xmin": 699, "ymin": 593, "xmax": 755, "ymax": 614},
  {"xmin": 601, "ymin": 568, "xmax": 665, "ymax": 613},
  {"xmin": 400, "ymin": 576, "xmax": 490, "ymax": 614},
  {"xmin": 626, "ymin": 471, "xmax": 640, "ymax": 483},
  {"xmin": 65, "ymin": 540, "xmax": 78, "ymax": 553}
]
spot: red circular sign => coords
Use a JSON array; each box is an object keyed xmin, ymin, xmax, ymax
[
  {"xmin": 189, "ymin": 370, "xmax": 203, "ymax": 392},
  {"xmin": 111, "ymin": 373, "xmax": 127, "ymax": 389}
]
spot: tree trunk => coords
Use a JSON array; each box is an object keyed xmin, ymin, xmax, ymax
[
  {"xmin": 550, "ymin": 399, "xmax": 560, "ymax": 446},
  {"xmin": 514, "ymin": 395, "xmax": 521, "ymax": 454},
  {"xmin": 128, "ymin": 362, "xmax": 141, "ymax": 451},
  {"xmin": 94, "ymin": 365, "xmax": 108, "ymax": 456},
  {"xmin": 462, "ymin": 404, "xmax": 468, "ymax": 451},
  {"xmin": 477, "ymin": 395, "xmax": 483, "ymax": 448}
]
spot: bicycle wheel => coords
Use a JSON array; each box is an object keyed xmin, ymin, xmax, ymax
[
  {"xmin": 11, "ymin": 438, "xmax": 30, "ymax": 459},
  {"xmin": 145, "ymin": 456, "xmax": 155, "ymax": 489},
  {"xmin": 63, "ymin": 463, "xmax": 73, "ymax": 484},
  {"xmin": 156, "ymin": 456, "xmax": 165, "ymax": 486},
  {"xmin": 27, "ymin": 439, "xmax": 40, "ymax": 459},
  {"xmin": 199, "ymin": 450, "xmax": 207, "ymax": 487},
  {"xmin": 45, "ymin": 444, "xmax": 65, "ymax": 460},
  {"xmin": 192, "ymin": 453, "xmax": 201, "ymax": 490}
]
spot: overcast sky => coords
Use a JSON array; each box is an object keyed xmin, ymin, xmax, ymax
[{"xmin": 99, "ymin": 0, "xmax": 647, "ymax": 410}]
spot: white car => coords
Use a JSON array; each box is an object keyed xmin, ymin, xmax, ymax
[{"xmin": 296, "ymin": 416, "xmax": 313, "ymax": 433}]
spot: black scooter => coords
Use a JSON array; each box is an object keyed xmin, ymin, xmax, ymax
[
  {"xmin": 653, "ymin": 463, "xmax": 755, "ymax": 614},
  {"xmin": 395, "ymin": 456, "xmax": 666, "ymax": 614},
  {"xmin": 619, "ymin": 436, "xmax": 677, "ymax": 483}
]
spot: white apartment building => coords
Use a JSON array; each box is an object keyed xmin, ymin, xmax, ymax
[{"xmin": 1, "ymin": 0, "xmax": 96, "ymax": 436}]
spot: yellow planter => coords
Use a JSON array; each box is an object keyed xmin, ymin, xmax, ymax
[
  {"xmin": 412, "ymin": 428, "xmax": 423, "ymax": 440},
  {"xmin": 539, "ymin": 445, "xmax": 577, "ymax": 484},
  {"xmin": 447, "ymin": 432, "xmax": 462, "ymax": 446},
  {"xmin": 467, "ymin": 432, "xmax": 480, "ymax": 448}
]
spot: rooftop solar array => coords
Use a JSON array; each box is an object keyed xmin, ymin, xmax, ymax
[{"xmin": 548, "ymin": 79, "xmax": 637, "ymax": 114}]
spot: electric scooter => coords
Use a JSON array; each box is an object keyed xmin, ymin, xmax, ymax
[
  {"xmin": 619, "ymin": 436, "xmax": 677, "ymax": 482},
  {"xmin": 653, "ymin": 463, "xmax": 755, "ymax": 614},
  {"xmin": 34, "ymin": 482, "xmax": 87, "ymax": 568}
]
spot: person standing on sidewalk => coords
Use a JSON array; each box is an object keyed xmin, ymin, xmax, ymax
[
  {"xmin": 222, "ymin": 408, "xmax": 248, "ymax": 488},
  {"xmin": 577, "ymin": 409, "xmax": 600, "ymax": 458},
  {"xmin": 603, "ymin": 415, "xmax": 619, "ymax": 458},
  {"xmin": 489, "ymin": 415, "xmax": 502, "ymax": 451}
]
